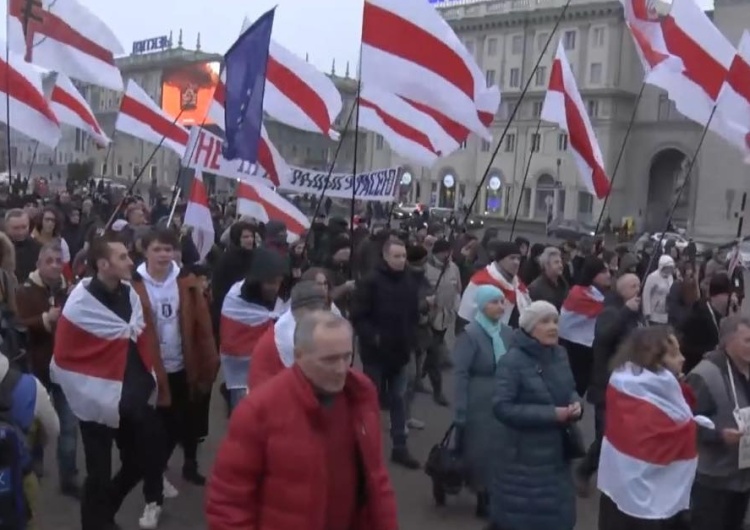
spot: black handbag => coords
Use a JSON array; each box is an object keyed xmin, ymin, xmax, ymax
[
  {"xmin": 424, "ymin": 423, "xmax": 465, "ymax": 505},
  {"xmin": 562, "ymin": 422, "xmax": 586, "ymax": 460}
]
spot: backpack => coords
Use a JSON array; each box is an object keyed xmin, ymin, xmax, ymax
[{"xmin": 0, "ymin": 369, "xmax": 29, "ymax": 530}]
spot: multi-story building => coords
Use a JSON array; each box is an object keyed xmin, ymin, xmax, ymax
[
  {"xmin": 83, "ymin": 32, "xmax": 363, "ymax": 198},
  {"xmin": 368, "ymin": 0, "xmax": 750, "ymax": 238}
]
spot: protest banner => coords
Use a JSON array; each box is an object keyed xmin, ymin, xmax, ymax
[{"xmin": 278, "ymin": 166, "xmax": 401, "ymax": 202}]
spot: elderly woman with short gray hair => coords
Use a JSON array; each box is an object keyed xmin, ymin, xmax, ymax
[
  {"xmin": 489, "ymin": 301, "xmax": 581, "ymax": 530},
  {"xmin": 528, "ymin": 247, "xmax": 569, "ymax": 311}
]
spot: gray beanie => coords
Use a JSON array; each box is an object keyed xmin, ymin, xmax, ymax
[
  {"xmin": 290, "ymin": 281, "xmax": 328, "ymax": 312},
  {"xmin": 518, "ymin": 300, "xmax": 559, "ymax": 334}
]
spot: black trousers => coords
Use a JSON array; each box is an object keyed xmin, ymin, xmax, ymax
[
  {"xmin": 561, "ymin": 339, "xmax": 593, "ymax": 398},
  {"xmin": 79, "ymin": 407, "xmax": 165, "ymax": 530},
  {"xmin": 422, "ymin": 328, "xmax": 446, "ymax": 395},
  {"xmin": 159, "ymin": 370, "xmax": 199, "ymax": 464},
  {"xmin": 598, "ymin": 493, "xmax": 689, "ymax": 530},
  {"xmin": 578, "ymin": 402, "xmax": 605, "ymax": 477},
  {"xmin": 691, "ymin": 482, "xmax": 750, "ymax": 530}
]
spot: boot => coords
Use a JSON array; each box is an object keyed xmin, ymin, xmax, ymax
[
  {"xmin": 475, "ymin": 491, "xmax": 489, "ymax": 518},
  {"xmin": 390, "ymin": 446, "xmax": 420, "ymax": 470},
  {"xmin": 182, "ymin": 459, "xmax": 206, "ymax": 486}
]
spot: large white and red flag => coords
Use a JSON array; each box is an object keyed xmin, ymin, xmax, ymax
[
  {"xmin": 236, "ymin": 179, "xmax": 310, "ymax": 242},
  {"xmin": 220, "ymin": 280, "xmax": 285, "ymax": 390},
  {"xmin": 0, "ymin": 46, "xmax": 60, "ymax": 148},
  {"xmin": 361, "ymin": 0, "xmax": 499, "ymax": 140},
  {"xmin": 50, "ymin": 280, "xmax": 157, "ymax": 428},
  {"xmin": 359, "ymin": 86, "xmax": 460, "ymax": 167},
  {"xmin": 7, "ymin": 0, "xmax": 124, "ymax": 91},
  {"xmin": 115, "ymin": 80, "xmax": 189, "ymax": 157},
  {"xmin": 598, "ymin": 363, "xmax": 699, "ymax": 519},
  {"xmin": 183, "ymin": 171, "xmax": 215, "ymax": 261},
  {"xmin": 715, "ymin": 31, "xmax": 750, "ymax": 160},
  {"xmin": 51, "ymin": 72, "xmax": 109, "ymax": 147},
  {"xmin": 541, "ymin": 42, "xmax": 610, "ymax": 199},
  {"xmin": 239, "ymin": 16, "xmax": 342, "ymax": 139},
  {"xmin": 207, "ymin": 73, "xmax": 289, "ymax": 186}
]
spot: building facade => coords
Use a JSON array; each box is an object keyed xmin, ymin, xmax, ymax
[{"xmin": 368, "ymin": 0, "xmax": 750, "ymax": 238}]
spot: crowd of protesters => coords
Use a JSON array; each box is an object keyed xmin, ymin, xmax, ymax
[{"xmin": 0, "ymin": 177, "xmax": 748, "ymax": 530}]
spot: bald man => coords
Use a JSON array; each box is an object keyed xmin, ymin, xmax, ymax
[{"xmin": 575, "ymin": 273, "xmax": 645, "ymax": 494}]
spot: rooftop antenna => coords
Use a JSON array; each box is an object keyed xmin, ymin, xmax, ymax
[
  {"xmin": 345, "ymin": 61, "xmax": 350, "ymax": 78},
  {"xmin": 196, "ymin": 32, "xmax": 201, "ymax": 51},
  {"xmin": 331, "ymin": 59, "xmax": 336, "ymax": 76},
  {"xmin": 168, "ymin": 30, "xmax": 173, "ymax": 48},
  {"xmin": 178, "ymin": 29, "xmax": 183, "ymax": 48}
]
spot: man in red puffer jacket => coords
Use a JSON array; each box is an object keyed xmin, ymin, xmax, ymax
[{"xmin": 206, "ymin": 310, "xmax": 398, "ymax": 530}]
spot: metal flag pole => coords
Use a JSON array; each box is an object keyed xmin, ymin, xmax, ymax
[
  {"xmin": 593, "ymin": 81, "xmax": 646, "ymax": 236},
  {"xmin": 432, "ymin": 0, "xmax": 573, "ymax": 291},
  {"xmin": 301, "ymin": 101, "xmax": 358, "ymax": 253},
  {"xmin": 25, "ymin": 140, "xmax": 39, "ymax": 181},
  {"xmin": 102, "ymin": 109, "xmax": 185, "ymax": 231},
  {"xmin": 640, "ymin": 106, "xmax": 718, "ymax": 292},
  {"xmin": 509, "ymin": 119, "xmax": 542, "ymax": 241},
  {"xmin": 348, "ymin": 55, "xmax": 363, "ymax": 281}
]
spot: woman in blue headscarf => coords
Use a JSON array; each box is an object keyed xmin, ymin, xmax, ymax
[{"xmin": 453, "ymin": 284, "xmax": 513, "ymax": 518}]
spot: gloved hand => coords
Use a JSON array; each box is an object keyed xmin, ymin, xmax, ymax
[{"xmin": 453, "ymin": 424, "xmax": 465, "ymax": 455}]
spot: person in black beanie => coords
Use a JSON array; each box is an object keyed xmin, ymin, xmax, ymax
[
  {"xmin": 558, "ymin": 256, "xmax": 611, "ymax": 397},
  {"xmin": 679, "ymin": 272, "xmax": 739, "ymax": 373}
]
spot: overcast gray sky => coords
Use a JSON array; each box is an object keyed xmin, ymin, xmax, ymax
[{"xmin": 1, "ymin": 0, "xmax": 364, "ymax": 74}]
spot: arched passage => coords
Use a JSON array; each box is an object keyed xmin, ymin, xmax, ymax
[
  {"xmin": 646, "ymin": 148, "xmax": 689, "ymax": 232},
  {"xmin": 534, "ymin": 173, "xmax": 556, "ymax": 220}
]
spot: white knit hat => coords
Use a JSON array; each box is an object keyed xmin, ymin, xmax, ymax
[{"xmin": 518, "ymin": 300, "xmax": 559, "ymax": 334}]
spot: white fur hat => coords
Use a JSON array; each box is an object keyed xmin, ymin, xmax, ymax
[{"xmin": 518, "ymin": 300, "xmax": 559, "ymax": 334}]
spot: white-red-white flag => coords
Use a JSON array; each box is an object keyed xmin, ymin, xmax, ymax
[
  {"xmin": 183, "ymin": 171, "xmax": 215, "ymax": 260},
  {"xmin": 238, "ymin": 18, "xmax": 342, "ymax": 140},
  {"xmin": 716, "ymin": 31, "xmax": 750, "ymax": 161},
  {"xmin": 361, "ymin": 0, "xmax": 499, "ymax": 140},
  {"xmin": 51, "ymin": 72, "xmax": 109, "ymax": 147},
  {"xmin": 541, "ymin": 42, "xmax": 610, "ymax": 199},
  {"xmin": 7, "ymin": 0, "xmax": 124, "ymax": 91},
  {"xmin": 359, "ymin": 86, "xmax": 460, "ymax": 167},
  {"xmin": 236, "ymin": 179, "xmax": 310, "ymax": 242},
  {"xmin": 207, "ymin": 73, "xmax": 289, "ymax": 185},
  {"xmin": 115, "ymin": 80, "xmax": 189, "ymax": 158},
  {"xmin": 0, "ymin": 46, "xmax": 60, "ymax": 148}
]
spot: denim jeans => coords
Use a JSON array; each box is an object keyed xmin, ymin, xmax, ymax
[
  {"xmin": 50, "ymin": 383, "xmax": 79, "ymax": 484},
  {"xmin": 363, "ymin": 364, "xmax": 408, "ymax": 447}
]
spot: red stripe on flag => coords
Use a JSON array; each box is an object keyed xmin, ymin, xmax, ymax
[
  {"xmin": 237, "ymin": 183, "xmax": 306, "ymax": 234},
  {"xmin": 362, "ymin": 2, "xmax": 475, "ymax": 100},
  {"xmin": 360, "ymin": 97, "xmax": 437, "ymax": 154},
  {"xmin": 120, "ymin": 95, "xmax": 189, "ymax": 146},
  {"xmin": 51, "ymin": 85, "xmax": 102, "ymax": 134},
  {"xmin": 661, "ymin": 16, "xmax": 727, "ymax": 100},
  {"xmin": 629, "ymin": 23, "xmax": 669, "ymax": 69},
  {"xmin": 727, "ymin": 53, "xmax": 750, "ymax": 106},
  {"xmin": 53, "ymin": 315, "xmax": 128, "ymax": 381},
  {"xmin": 9, "ymin": 0, "xmax": 116, "ymax": 65},
  {"xmin": 267, "ymin": 56, "xmax": 330, "ymax": 135},
  {"xmin": 605, "ymin": 384, "xmax": 697, "ymax": 465},
  {"xmin": 562, "ymin": 285, "xmax": 605, "ymax": 317},
  {"xmin": 213, "ymin": 80, "xmax": 226, "ymax": 107},
  {"xmin": 257, "ymin": 139, "xmax": 281, "ymax": 186},
  {"xmin": 220, "ymin": 315, "xmax": 272, "ymax": 356},
  {"xmin": 189, "ymin": 176, "xmax": 209, "ymax": 205},
  {"xmin": 479, "ymin": 110, "xmax": 494, "ymax": 128},
  {"xmin": 0, "ymin": 58, "xmax": 58, "ymax": 124},
  {"xmin": 549, "ymin": 60, "xmax": 610, "ymax": 198},
  {"xmin": 402, "ymin": 96, "xmax": 468, "ymax": 143}
]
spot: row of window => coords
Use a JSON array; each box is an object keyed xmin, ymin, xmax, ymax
[
  {"xmin": 100, "ymin": 162, "xmax": 160, "ymax": 180},
  {"xmin": 469, "ymin": 26, "xmax": 607, "ymax": 58},
  {"xmin": 489, "ymin": 60, "xmax": 604, "ymax": 89}
]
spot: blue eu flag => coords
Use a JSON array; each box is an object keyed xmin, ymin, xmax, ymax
[{"xmin": 222, "ymin": 8, "xmax": 275, "ymax": 162}]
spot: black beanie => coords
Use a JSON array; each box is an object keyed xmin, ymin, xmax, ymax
[
  {"xmin": 329, "ymin": 236, "xmax": 350, "ymax": 255},
  {"xmin": 579, "ymin": 256, "xmax": 607, "ymax": 287},
  {"xmin": 248, "ymin": 247, "xmax": 288, "ymax": 282},
  {"xmin": 432, "ymin": 239, "xmax": 452, "ymax": 255},
  {"xmin": 407, "ymin": 245, "xmax": 428, "ymax": 264},
  {"xmin": 490, "ymin": 241, "xmax": 521, "ymax": 262},
  {"xmin": 709, "ymin": 273, "xmax": 732, "ymax": 297}
]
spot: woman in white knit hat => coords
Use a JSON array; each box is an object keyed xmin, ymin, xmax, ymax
[{"xmin": 488, "ymin": 300, "xmax": 582, "ymax": 530}]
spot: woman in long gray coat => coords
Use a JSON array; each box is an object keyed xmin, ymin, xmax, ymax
[
  {"xmin": 453, "ymin": 284, "xmax": 513, "ymax": 518},
  {"xmin": 490, "ymin": 300, "xmax": 582, "ymax": 530}
]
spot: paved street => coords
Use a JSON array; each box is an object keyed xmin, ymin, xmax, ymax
[{"xmin": 36, "ymin": 368, "xmax": 600, "ymax": 530}]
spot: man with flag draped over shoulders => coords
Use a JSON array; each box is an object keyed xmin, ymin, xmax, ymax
[
  {"xmin": 50, "ymin": 233, "xmax": 166, "ymax": 530},
  {"xmin": 457, "ymin": 240, "xmax": 530, "ymax": 330}
]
